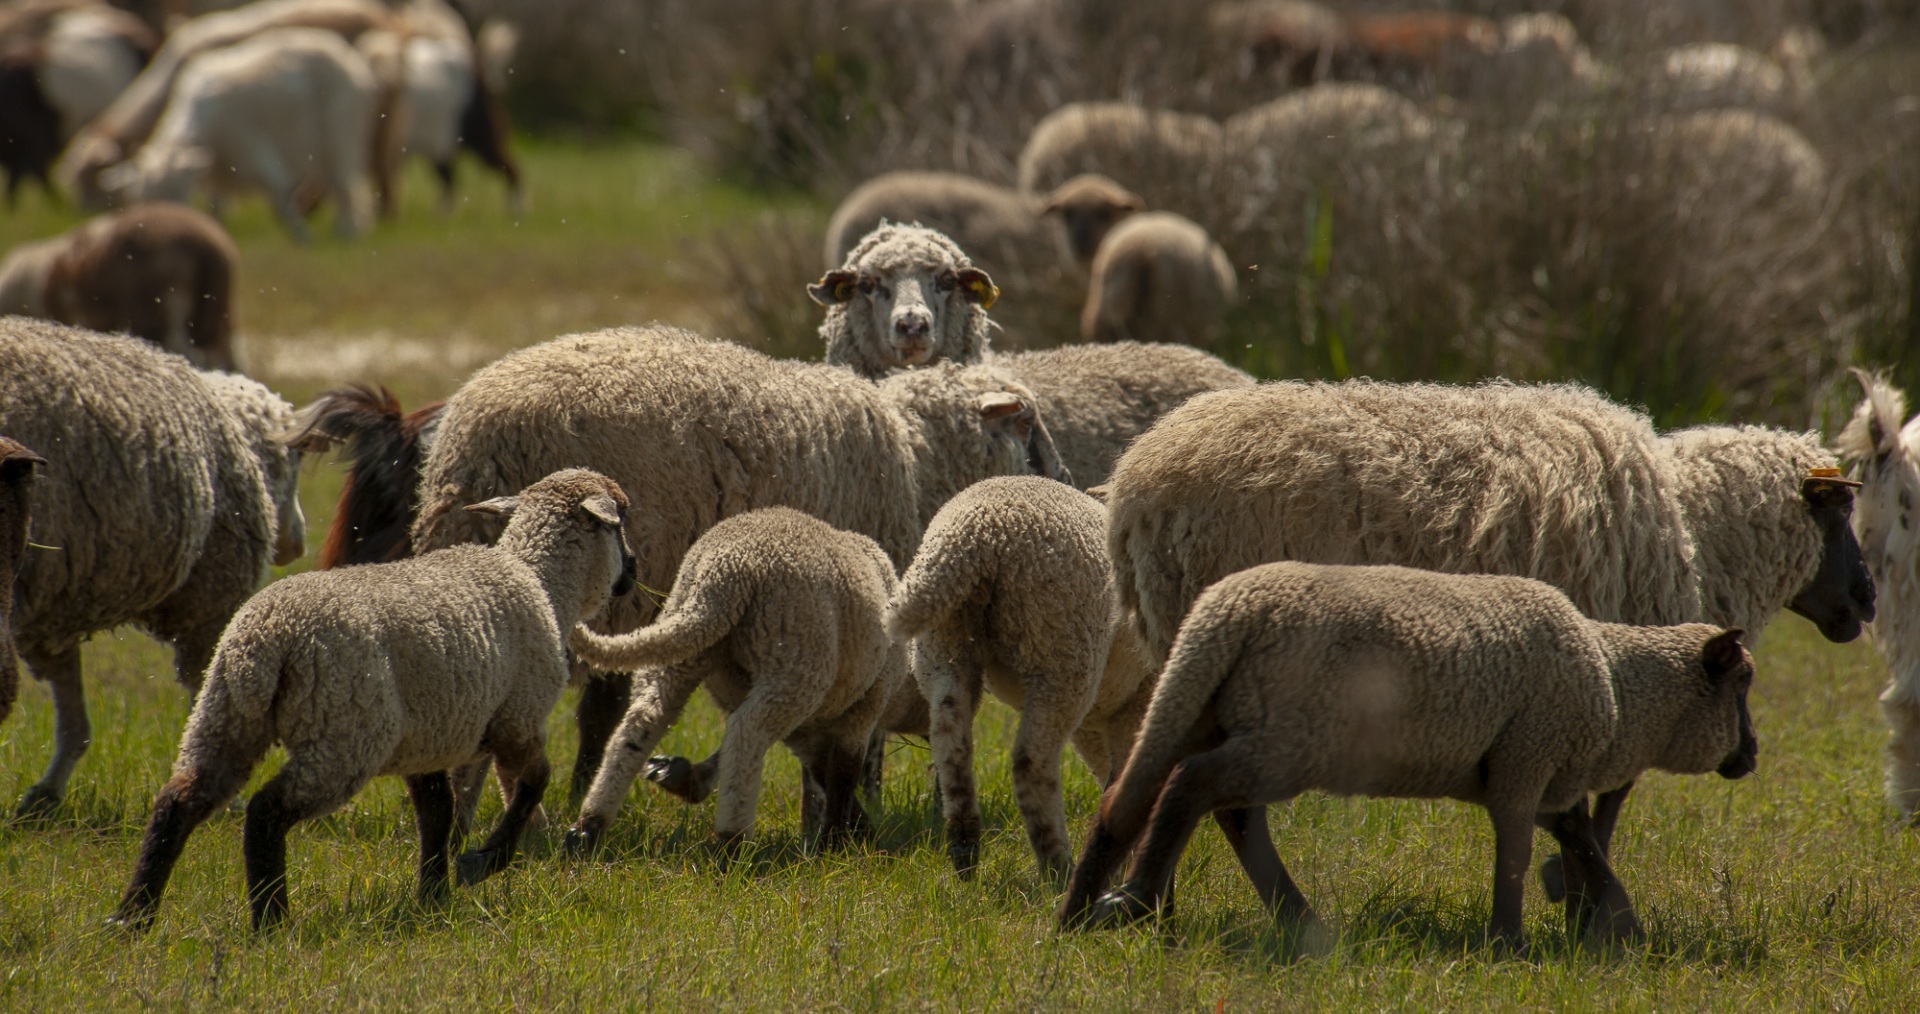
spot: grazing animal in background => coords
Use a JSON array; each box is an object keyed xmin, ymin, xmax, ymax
[
  {"xmin": 1036, "ymin": 173, "xmax": 1142, "ymax": 269},
  {"xmin": 0, "ymin": 1, "xmax": 156, "ymax": 204},
  {"xmin": 98, "ymin": 27, "xmax": 380, "ymax": 242},
  {"xmin": 1058, "ymin": 562, "xmax": 1757, "ymax": 950},
  {"xmin": 0, "ymin": 203, "xmax": 238, "ymax": 370},
  {"xmin": 886, "ymin": 476, "xmax": 1155, "ymax": 879},
  {"xmin": 0, "ymin": 320, "xmax": 303, "ymax": 815},
  {"xmin": 284, "ymin": 384, "xmax": 444, "ymax": 569},
  {"xmin": 1838, "ymin": 370, "xmax": 1920, "ymax": 821},
  {"xmin": 1079, "ymin": 211, "xmax": 1238, "ymax": 349},
  {"xmin": 110, "ymin": 469, "xmax": 636, "ymax": 931},
  {"xmin": 565, "ymin": 508, "xmax": 910, "ymax": 855},
  {"xmin": 1015, "ymin": 101, "xmax": 1224, "ymax": 229},
  {"xmin": 0, "ymin": 436, "xmax": 47, "ymax": 724}
]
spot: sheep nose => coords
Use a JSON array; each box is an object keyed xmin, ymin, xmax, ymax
[{"xmin": 894, "ymin": 314, "xmax": 930, "ymax": 339}]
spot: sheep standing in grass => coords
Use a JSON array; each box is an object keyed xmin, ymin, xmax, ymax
[
  {"xmin": 409, "ymin": 325, "xmax": 1068, "ymax": 812},
  {"xmin": 1058, "ymin": 562, "xmax": 1757, "ymax": 949},
  {"xmin": 1838, "ymin": 371, "xmax": 1920, "ymax": 820},
  {"xmin": 564, "ymin": 508, "xmax": 908, "ymax": 854},
  {"xmin": 809, "ymin": 223, "xmax": 1003, "ymax": 378},
  {"xmin": 110, "ymin": 469, "xmax": 636, "ymax": 931},
  {"xmin": 0, "ymin": 203, "xmax": 238, "ymax": 371},
  {"xmin": 1036, "ymin": 173, "xmax": 1143, "ymax": 270},
  {"xmin": 1, "ymin": 320, "xmax": 304, "ymax": 815},
  {"xmin": 1079, "ymin": 212, "xmax": 1238, "ymax": 349},
  {"xmin": 887, "ymin": 476, "xmax": 1154, "ymax": 878},
  {"xmin": 0, "ymin": 437, "xmax": 47, "ymax": 724}
]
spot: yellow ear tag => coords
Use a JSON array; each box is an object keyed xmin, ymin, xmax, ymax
[
  {"xmin": 834, "ymin": 281, "xmax": 855, "ymax": 301},
  {"xmin": 968, "ymin": 278, "xmax": 1000, "ymax": 309},
  {"xmin": 1809, "ymin": 467, "xmax": 1843, "ymax": 477}
]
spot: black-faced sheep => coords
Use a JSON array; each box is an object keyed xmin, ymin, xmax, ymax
[
  {"xmin": 110, "ymin": 469, "xmax": 636, "ymax": 931},
  {"xmin": 564, "ymin": 507, "xmax": 908, "ymax": 855},
  {"xmin": 1, "ymin": 319, "xmax": 302, "ymax": 815},
  {"xmin": 0, "ymin": 436, "xmax": 47, "ymax": 725},
  {"xmin": 1059, "ymin": 562, "xmax": 1756, "ymax": 950},
  {"xmin": 0, "ymin": 203, "xmax": 237, "ymax": 371},
  {"xmin": 886, "ymin": 476, "xmax": 1154, "ymax": 879},
  {"xmin": 1838, "ymin": 371, "xmax": 1920, "ymax": 821},
  {"xmin": 809, "ymin": 222, "xmax": 1002, "ymax": 379},
  {"xmin": 1079, "ymin": 211, "xmax": 1238, "ymax": 350}
]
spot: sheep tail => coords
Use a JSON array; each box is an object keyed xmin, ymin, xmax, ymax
[
  {"xmin": 170, "ymin": 625, "xmax": 290, "ymax": 777},
  {"xmin": 883, "ymin": 527, "xmax": 994, "ymax": 641},
  {"xmin": 571, "ymin": 582, "xmax": 747, "ymax": 672}
]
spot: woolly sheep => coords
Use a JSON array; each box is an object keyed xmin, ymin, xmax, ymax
[
  {"xmin": 564, "ymin": 507, "xmax": 908, "ymax": 854},
  {"xmin": 1080, "ymin": 211, "xmax": 1238, "ymax": 349},
  {"xmin": 0, "ymin": 203, "xmax": 238, "ymax": 371},
  {"xmin": 1658, "ymin": 42, "xmax": 1793, "ymax": 110},
  {"xmin": 1015, "ymin": 102, "xmax": 1224, "ymax": 228},
  {"xmin": 1057, "ymin": 562, "xmax": 1757, "ymax": 949},
  {"xmin": 408, "ymin": 325, "xmax": 1068, "ymax": 808},
  {"xmin": 0, "ymin": 436, "xmax": 47, "ymax": 724},
  {"xmin": 195, "ymin": 368, "xmax": 306, "ymax": 569},
  {"xmin": 809, "ymin": 222, "xmax": 1003, "ymax": 378},
  {"xmin": 1836, "ymin": 371, "xmax": 1920, "ymax": 819},
  {"xmin": 821, "ymin": 173, "xmax": 1050, "ymax": 279},
  {"xmin": 886, "ymin": 476, "xmax": 1154, "ymax": 878},
  {"xmin": 110, "ymin": 469, "xmax": 637, "ymax": 931},
  {"xmin": 0, "ymin": 319, "xmax": 299, "ymax": 815},
  {"xmin": 1035, "ymin": 173, "xmax": 1143, "ymax": 269},
  {"xmin": 99, "ymin": 28, "xmax": 379, "ymax": 242}
]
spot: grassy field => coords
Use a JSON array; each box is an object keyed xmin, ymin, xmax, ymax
[{"xmin": 3, "ymin": 140, "xmax": 1919, "ymax": 1010}]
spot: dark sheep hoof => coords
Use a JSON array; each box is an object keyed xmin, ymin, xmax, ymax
[
  {"xmin": 1539, "ymin": 854, "xmax": 1567, "ymax": 904},
  {"xmin": 454, "ymin": 847, "xmax": 506, "ymax": 886},
  {"xmin": 947, "ymin": 840, "xmax": 980, "ymax": 879},
  {"xmin": 643, "ymin": 755, "xmax": 696, "ymax": 799},
  {"xmin": 562, "ymin": 825, "xmax": 600, "ymax": 859},
  {"xmin": 104, "ymin": 910, "xmax": 155, "ymax": 933},
  {"xmin": 1082, "ymin": 888, "xmax": 1159, "ymax": 930},
  {"xmin": 13, "ymin": 787, "xmax": 60, "ymax": 820}
]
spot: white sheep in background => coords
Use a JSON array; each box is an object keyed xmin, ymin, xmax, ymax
[
  {"xmin": 1, "ymin": 319, "xmax": 302, "ymax": 815},
  {"xmin": 886, "ymin": 476, "xmax": 1154, "ymax": 879},
  {"xmin": 110, "ymin": 469, "xmax": 636, "ymax": 931},
  {"xmin": 0, "ymin": 1, "xmax": 155, "ymax": 202},
  {"xmin": 1058, "ymin": 561, "xmax": 1757, "ymax": 949},
  {"xmin": 98, "ymin": 27, "xmax": 379, "ymax": 242},
  {"xmin": 1079, "ymin": 211, "xmax": 1238, "ymax": 349},
  {"xmin": 1838, "ymin": 370, "xmax": 1920, "ymax": 821}
]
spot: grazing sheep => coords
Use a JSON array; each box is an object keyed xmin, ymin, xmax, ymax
[
  {"xmin": 565, "ymin": 508, "xmax": 908, "ymax": 853},
  {"xmin": 56, "ymin": 0, "xmax": 393, "ymax": 206},
  {"xmin": 0, "ymin": 1, "xmax": 154, "ymax": 203},
  {"xmin": 809, "ymin": 222, "xmax": 1002, "ymax": 380},
  {"xmin": 98, "ymin": 27, "xmax": 379, "ymax": 242},
  {"xmin": 1079, "ymin": 211, "xmax": 1238, "ymax": 349},
  {"xmin": 1058, "ymin": 561, "xmax": 1757, "ymax": 949},
  {"xmin": 821, "ymin": 173, "xmax": 1050, "ymax": 280},
  {"xmin": 0, "ymin": 436, "xmax": 47, "ymax": 724},
  {"xmin": 282, "ymin": 383, "xmax": 443, "ymax": 569},
  {"xmin": 1036, "ymin": 173, "xmax": 1142, "ymax": 269},
  {"xmin": 195, "ymin": 369, "xmax": 306, "ymax": 570},
  {"xmin": 1836, "ymin": 371, "xmax": 1920, "ymax": 819},
  {"xmin": 0, "ymin": 203, "xmax": 237, "ymax": 370},
  {"xmin": 1646, "ymin": 109, "xmax": 1827, "ymax": 211},
  {"xmin": 887, "ymin": 476, "xmax": 1154, "ymax": 878},
  {"xmin": 408, "ymin": 325, "xmax": 1068, "ymax": 808},
  {"xmin": 379, "ymin": 7, "xmax": 521, "ymax": 213},
  {"xmin": 110, "ymin": 469, "xmax": 636, "ymax": 931},
  {"xmin": 1, "ymin": 319, "xmax": 300, "ymax": 815},
  {"xmin": 1211, "ymin": 0, "xmax": 1344, "ymax": 86},
  {"xmin": 1015, "ymin": 102, "xmax": 1224, "ymax": 227}
]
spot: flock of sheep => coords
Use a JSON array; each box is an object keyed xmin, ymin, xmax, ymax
[{"xmin": 1, "ymin": 0, "xmax": 1919, "ymax": 961}]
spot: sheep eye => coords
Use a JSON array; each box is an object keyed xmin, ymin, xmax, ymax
[{"xmin": 935, "ymin": 272, "xmax": 956, "ymax": 291}]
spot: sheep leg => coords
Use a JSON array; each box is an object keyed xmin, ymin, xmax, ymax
[
  {"xmin": 815, "ymin": 740, "xmax": 869, "ymax": 852},
  {"xmin": 644, "ymin": 749, "xmax": 720, "ymax": 803},
  {"xmin": 1543, "ymin": 783, "xmax": 1635, "ymax": 903},
  {"xmin": 455, "ymin": 752, "xmax": 550, "ymax": 886},
  {"xmin": 924, "ymin": 665, "xmax": 984, "ymax": 877},
  {"xmin": 433, "ymin": 161, "xmax": 456, "ymax": 216},
  {"xmin": 1486, "ymin": 801, "xmax": 1537, "ymax": 955},
  {"xmin": 244, "ymin": 763, "xmax": 359, "ymax": 931},
  {"xmin": 1885, "ymin": 695, "xmax": 1920, "ymax": 823},
  {"xmin": 710, "ymin": 694, "xmax": 797, "ymax": 853},
  {"xmin": 1212, "ymin": 806, "xmax": 1312, "ymax": 923},
  {"xmin": 110, "ymin": 759, "xmax": 260, "ymax": 930},
  {"xmin": 446, "ymin": 761, "xmax": 491, "ymax": 850},
  {"xmin": 565, "ymin": 664, "xmax": 700, "ymax": 854},
  {"xmin": 857, "ymin": 730, "xmax": 887, "ymax": 811},
  {"xmin": 1010, "ymin": 689, "xmax": 1075, "ymax": 881},
  {"xmin": 570, "ymin": 670, "xmax": 632, "ymax": 805},
  {"xmin": 405, "ymin": 772, "xmax": 455, "ymax": 904},
  {"xmin": 1541, "ymin": 804, "xmax": 1643, "ymax": 945},
  {"xmin": 15, "ymin": 644, "xmax": 87, "ymax": 816}
]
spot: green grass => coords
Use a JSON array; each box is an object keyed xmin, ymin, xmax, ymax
[{"xmin": 4, "ymin": 139, "xmax": 1920, "ymax": 1009}]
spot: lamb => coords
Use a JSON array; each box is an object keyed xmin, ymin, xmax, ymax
[
  {"xmin": 1036, "ymin": 173, "xmax": 1143, "ymax": 269},
  {"xmin": 1837, "ymin": 371, "xmax": 1920, "ymax": 820},
  {"xmin": 109, "ymin": 469, "xmax": 636, "ymax": 931},
  {"xmin": 1014, "ymin": 102, "xmax": 1224, "ymax": 229},
  {"xmin": 1057, "ymin": 561, "xmax": 1757, "ymax": 950},
  {"xmin": 0, "ymin": 203, "xmax": 238, "ymax": 371},
  {"xmin": 408, "ymin": 325, "xmax": 1068, "ymax": 808},
  {"xmin": 0, "ymin": 436, "xmax": 47, "ymax": 724},
  {"xmin": 1079, "ymin": 211, "xmax": 1238, "ymax": 349},
  {"xmin": 809, "ymin": 222, "xmax": 1002, "ymax": 381},
  {"xmin": 1102, "ymin": 378, "xmax": 1873, "ymax": 917},
  {"xmin": 821, "ymin": 173, "xmax": 1052, "ymax": 281},
  {"xmin": 563, "ymin": 507, "xmax": 909, "ymax": 854},
  {"xmin": 98, "ymin": 27, "xmax": 380, "ymax": 242},
  {"xmin": 1, "ymin": 319, "xmax": 300, "ymax": 815},
  {"xmin": 886, "ymin": 476, "xmax": 1154, "ymax": 878}
]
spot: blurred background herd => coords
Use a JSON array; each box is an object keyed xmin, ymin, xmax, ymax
[{"xmin": 6, "ymin": 0, "xmax": 1920, "ymax": 430}]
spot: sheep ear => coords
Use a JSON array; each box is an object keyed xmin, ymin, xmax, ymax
[
  {"xmin": 580, "ymin": 494, "xmax": 621, "ymax": 526},
  {"xmin": 1701, "ymin": 629, "xmax": 1747, "ymax": 679},
  {"xmin": 466, "ymin": 495, "xmax": 519, "ymax": 518},
  {"xmin": 977, "ymin": 391, "xmax": 1028, "ymax": 423},
  {"xmin": 956, "ymin": 267, "xmax": 999, "ymax": 309},
  {"xmin": 0, "ymin": 445, "xmax": 45, "ymax": 479},
  {"xmin": 808, "ymin": 270, "xmax": 859, "ymax": 306}
]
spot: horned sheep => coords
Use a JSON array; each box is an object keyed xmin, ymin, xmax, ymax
[
  {"xmin": 0, "ymin": 436, "xmax": 47, "ymax": 724},
  {"xmin": 1838, "ymin": 371, "xmax": 1920, "ymax": 821},
  {"xmin": 1058, "ymin": 561, "xmax": 1757, "ymax": 949},
  {"xmin": 0, "ymin": 203, "xmax": 238, "ymax": 371},
  {"xmin": 110, "ymin": 469, "xmax": 636, "ymax": 931},
  {"xmin": 0, "ymin": 319, "xmax": 305, "ymax": 815},
  {"xmin": 565, "ymin": 507, "xmax": 910, "ymax": 854},
  {"xmin": 886, "ymin": 476, "xmax": 1154, "ymax": 878},
  {"xmin": 1079, "ymin": 211, "xmax": 1238, "ymax": 349}
]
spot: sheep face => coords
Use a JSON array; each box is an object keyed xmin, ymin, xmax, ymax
[
  {"xmin": 1658, "ymin": 629, "xmax": 1758, "ymax": 780},
  {"xmin": 99, "ymin": 148, "xmax": 212, "ymax": 207},
  {"xmin": 268, "ymin": 447, "xmax": 306, "ymax": 567},
  {"xmin": 810, "ymin": 263, "xmax": 996, "ymax": 370},
  {"xmin": 1788, "ymin": 478, "xmax": 1875, "ymax": 643},
  {"xmin": 472, "ymin": 469, "xmax": 636, "ymax": 623},
  {"xmin": 1039, "ymin": 174, "xmax": 1145, "ymax": 266},
  {"xmin": 977, "ymin": 388, "xmax": 1072, "ymax": 488}
]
